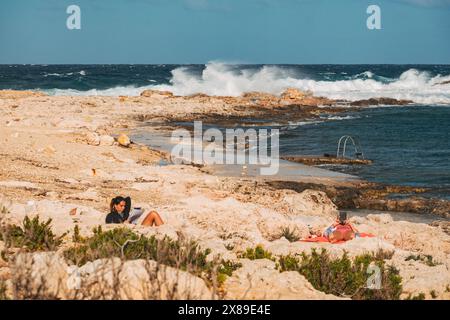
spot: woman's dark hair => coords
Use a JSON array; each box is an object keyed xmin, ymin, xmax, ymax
[
  {"xmin": 110, "ymin": 196, "xmax": 126, "ymax": 213},
  {"xmin": 338, "ymin": 211, "xmax": 348, "ymax": 224}
]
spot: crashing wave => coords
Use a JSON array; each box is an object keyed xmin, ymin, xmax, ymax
[{"xmin": 46, "ymin": 62, "xmax": 450, "ymax": 105}]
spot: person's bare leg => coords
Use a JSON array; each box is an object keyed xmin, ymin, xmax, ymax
[
  {"xmin": 343, "ymin": 230, "xmax": 355, "ymax": 241},
  {"xmin": 329, "ymin": 230, "xmax": 344, "ymax": 243},
  {"xmin": 328, "ymin": 232, "xmax": 337, "ymax": 243},
  {"xmin": 141, "ymin": 211, "xmax": 164, "ymax": 227}
]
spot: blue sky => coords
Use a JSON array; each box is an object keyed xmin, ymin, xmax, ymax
[{"xmin": 0, "ymin": 0, "xmax": 449, "ymax": 64}]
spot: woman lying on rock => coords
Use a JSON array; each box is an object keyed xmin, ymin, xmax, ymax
[
  {"xmin": 106, "ymin": 196, "xmax": 164, "ymax": 227},
  {"xmin": 323, "ymin": 211, "xmax": 359, "ymax": 243},
  {"xmin": 302, "ymin": 211, "xmax": 374, "ymax": 243}
]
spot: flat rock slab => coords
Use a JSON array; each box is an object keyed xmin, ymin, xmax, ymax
[
  {"xmin": 0, "ymin": 180, "xmax": 40, "ymax": 190},
  {"xmin": 282, "ymin": 155, "xmax": 373, "ymax": 166}
]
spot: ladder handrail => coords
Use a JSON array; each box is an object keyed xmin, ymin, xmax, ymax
[{"xmin": 337, "ymin": 135, "xmax": 364, "ymax": 159}]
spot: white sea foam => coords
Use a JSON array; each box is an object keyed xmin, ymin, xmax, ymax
[
  {"xmin": 47, "ymin": 62, "xmax": 450, "ymax": 105},
  {"xmin": 321, "ymin": 115, "xmax": 360, "ymax": 120},
  {"xmin": 43, "ymin": 70, "xmax": 86, "ymax": 77},
  {"xmin": 45, "ymin": 86, "xmax": 151, "ymax": 96}
]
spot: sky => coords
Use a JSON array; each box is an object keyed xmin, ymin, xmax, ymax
[{"xmin": 0, "ymin": 0, "xmax": 449, "ymax": 64}]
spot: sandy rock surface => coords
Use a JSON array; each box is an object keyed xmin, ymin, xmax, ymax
[{"xmin": 0, "ymin": 90, "xmax": 449, "ymax": 300}]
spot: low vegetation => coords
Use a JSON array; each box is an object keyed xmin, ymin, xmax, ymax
[
  {"xmin": 0, "ymin": 218, "xmax": 243, "ymax": 299},
  {"xmin": 405, "ymin": 254, "xmax": 439, "ymax": 267},
  {"xmin": 216, "ymin": 260, "xmax": 243, "ymax": 284},
  {"xmin": 405, "ymin": 292, "xmax": 426, "ymax": 300},
  {"xmin": 0, "ymin": 280, "xmax": 8, "ymax": 300},
  {"xmin": 0, "ymin": 205, "xmax": 9, "ymax": 215},
  {"xmin": 238, "ymin": 245, "xmax": 275, "ymax": 261},
  {"xmin": 0, "ymin": 216, "xmax": 65, "ymax": 253},
  {"xmin": 277, "ymin": 249, "xmax": 403, "ymax": 300},
  {"xmin": 430, "ymin": 290, "xmax": 437, "ymax": 299},
  {"xmin": 63, "ymin": 226, "xmax": 240, "ymax": 287},
  {"xmin": 2, "ymin": 216, "xmax": 434, "ymax": 301},
  {"xmin": 278, "ymin": 227, "xmax": 300, "ymax": 242}
]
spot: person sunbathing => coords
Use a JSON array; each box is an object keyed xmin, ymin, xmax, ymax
[
  {"xmin": 323, "ymin": 211, "xmax": 359, "ymax": 243},
  {"xmin": 106, "ymin": 196, "xmax": 164, "ymax": 227}
]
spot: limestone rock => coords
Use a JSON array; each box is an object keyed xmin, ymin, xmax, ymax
[
  {"xmin": 132, "ymin": 182, "xmax": 159, "ymax": 191},
  {"xmin": 224, "ymin": 259, "xmax": 342, "ymax": 300},
  {"xmin": 85, "ymin": 131, "xmax": 100, "ymax": 146},
  {"xmin": 140, "ymin": 89, "xmax": 174, "ymax": 98},
  {"xmin": 44, "ymin": 145, "xmax": 56, "ymax": 154},
  {"xmin": 0, "ymin": 90, "xmax": 46, "ymax": 99},
  {"xmin": 391, "ymin": 252, "xmax": 450, "ymax": 300},
  {"xmin": 280, "ymin": 88, "xmax": 309, "ymax": 100},
  {"xmin": 350, "ymin": 97, "xmax": 413, "ymax": 107},
  {"xmin": 366, "ymin": 213, "xmax": 393, "ymax": 224},
  {"xmin": 73, "ymin": 258, "xmax": 212, "ymax": 299},
  {"xmin": 64, "ymin": 188, "xmax": 100, "ymax": 202},
  {"xmin": 44, "ymin": 191, "xmax": 59, "ymax": 200},
  {"xmin": 257, "ymin": 208, "xmax": 310, "ymax": 241},
  {"xmin": 282, "ymin": 189, "xmax": 338, "ymax": 218},
  {"xmin": 12, "ymin": 252, "xmax": 69, "ymax": 299},
  {"xmin": 10, "ymin": 253, "xmax": 212, "ymax": 300},
  {"xmin": 4, "ymin": 199, "xmax": 104, "ymax": 236},
  {"xmin": 99, "ymin": 135, "xmax": 115, "ymax": 146},
  {"xmin": 0, "ymin": 181, "xmax": 40, "ymax": 190},
  {"xmin": 350, "ymin": 217, "xmax": 450, "ymax": 263}
]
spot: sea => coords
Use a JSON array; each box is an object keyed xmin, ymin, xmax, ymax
[{"xmin": 1, "ymin": 63, "xmax": 449, "ymax": 198}]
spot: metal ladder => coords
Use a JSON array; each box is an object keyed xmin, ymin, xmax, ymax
[{"xmin": 336, "ymin": 135, "xmax": 365, "ymax": 159}]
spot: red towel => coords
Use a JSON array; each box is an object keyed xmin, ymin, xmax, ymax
[{"xmin": 300, "ymin": 233, "xmax": 375, "ymax": 244}]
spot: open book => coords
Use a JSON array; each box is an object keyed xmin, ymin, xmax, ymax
[{"xmin": 129, "ymin": 208, "xmax": 145, "ymax": 224}]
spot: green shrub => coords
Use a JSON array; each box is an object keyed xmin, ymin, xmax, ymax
[
  {"xmin": 0, "ymin": 280, "xmax": 8, "ymax": 300},
  {"xmin": 216, "ymin": 260, "xmax": 242, "ymax": 285},
  {"xmin": 64, "ymin": 227, "xmax": 206, "ymax": 268},
  {"xmin": 373, "ymin": 249, "xmax": 395, "ymax": 260},
  {"xmin": 239, "ymin": 245, "xmax": 274, "ymax": 261},
  {"xmin": 276, "ymin": 254, "xmax": 299, "ymax": 271},
  {"xmin": 63, "ymin": 227, "xmax": 240, "ymax": 288},
  {"xmin": 278, "ymin": 249, "xmax": 403, "ymax": 300},
  {"xmin": 0, "ymin": 205, "xmax": 9, "ymax": 215},
  {"xmin": 405, "ymin": 292, "xmax": 426, "ymax": 300},
  {"xmin": 0, "ymin": 216, "xmax": 65, "ymax": 252},
  {"xmin": 218, "ymin": 260, "xmax": 242, "ymax": 277},
  {"xmin": 72, "ymin": 225, "xmax": 84, "ymax": 243},
  {"xmin": 405, "ymin": 254, "xmax": 439, "ymax": 267},
  {"xmin": 279, "ymin": 227, "xmax": 300, "ymax": 242}
]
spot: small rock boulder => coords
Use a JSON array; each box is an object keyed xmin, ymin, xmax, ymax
[
  {"xmin": 99, "ymin": 135, "xmax": 115, "ymax": 146},
  {"xmin": 85, "ymin": 132, "xmax": 100, "ymax": 146},
  {"xmin": 282, "ymin": 189, "xmax": 338, "ymax": 219},
  {"xmin": 117, "ymin": 134, "xmax": 131, "ymax": 147},
  {"xmin": 281, "ymin": 88, "xmax": 311, "ymax": 100},
  {"xmin": 140, "ymin": 89, "xmax": 174, "ymax": 98}
]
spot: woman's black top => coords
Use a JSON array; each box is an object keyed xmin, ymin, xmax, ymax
[{"xmin": 105, "ymin": 197, "xmax": 131, "ymax": 224}]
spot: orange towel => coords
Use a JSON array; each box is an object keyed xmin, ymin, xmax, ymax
[{"xmin": 300, "ymin": 233, "xmax": 375, "ymax": 244}]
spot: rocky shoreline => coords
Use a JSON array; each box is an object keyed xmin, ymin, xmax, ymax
[
  {"xmin": 135, "ymin": 88, "xmax": 413, "ymax": 126},
  {"xmin": 0, "ymin": 89, "xmax": 449, "ymax": 300}
]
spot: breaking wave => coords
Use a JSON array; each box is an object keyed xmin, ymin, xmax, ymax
[
  {"xmin": 43, "ymin": 70, "xmax": 86, "ymax": 77},
  {"xmin": 44, "ymin": 62, "xmax": 450, "ymax": 105}
]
